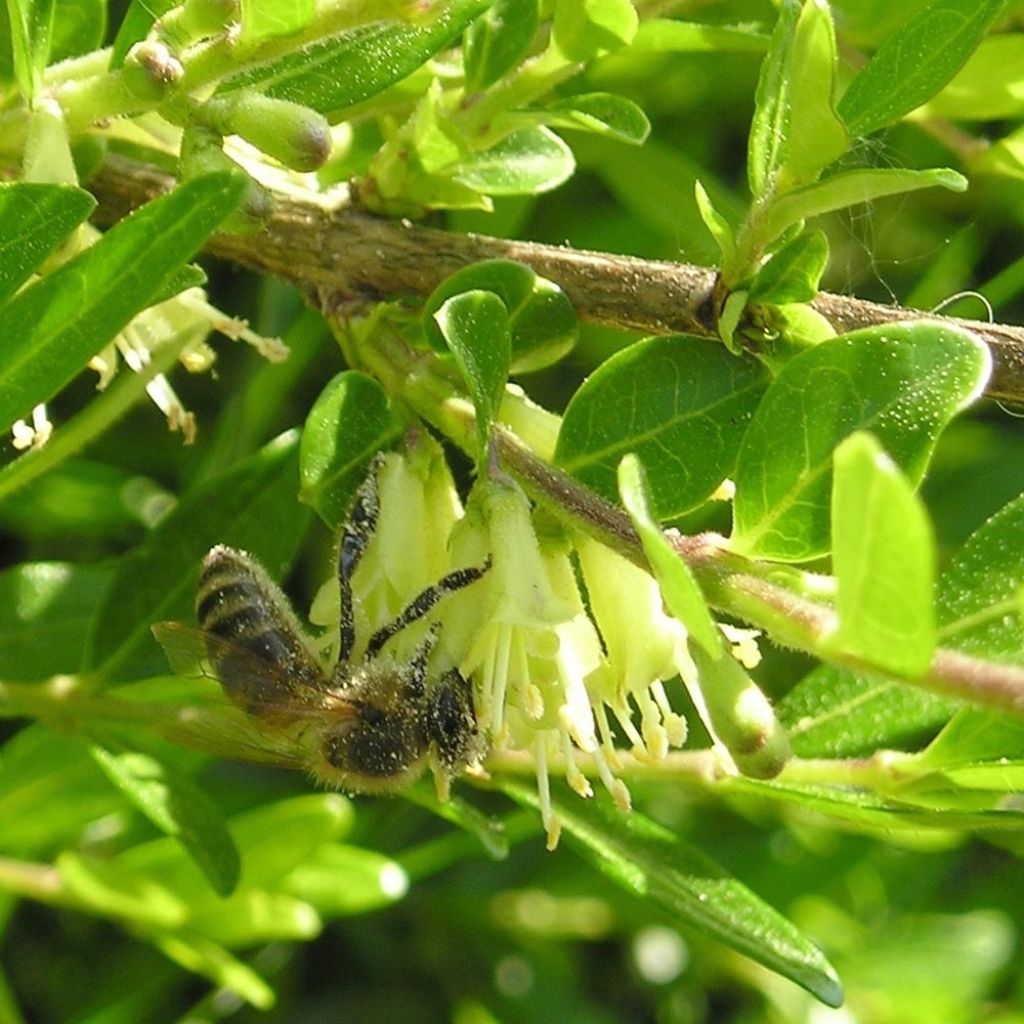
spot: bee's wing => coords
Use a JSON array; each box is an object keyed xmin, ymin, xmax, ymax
[
  {"xmin": 151, "ymin": 621, "xmax": 217, "ymax": 676},
  {"xmin": 151, "ymin": 621, "xmax": 338, "ymax": 719},
  {"xmin": 149, "ymin": 622, "xmax": 360, "ymax": 774}
]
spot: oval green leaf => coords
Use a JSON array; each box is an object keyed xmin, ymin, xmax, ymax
[
  {"xmin": 300, "ymin": 370, "xmax": 404, "ymax": 528},
  {"xmin": 0, "ymin": 173, "xmax": 246, "ymax": 436},
  {"xmin": 464, "ymin": 0, "xmax": 539, "ymax": 92},
  {"xmin": 90, "ymin": 745, "xmax": 241, "ymax": 897},
  {"xmin": 501, "ymin": 780, "xmax": 844, "ymax": 1008},
  {"xmin": 453, "ymin": 126, "xmax": 575, "ymax": 196},
  {"xmin": 543, "ymin": 92, "xmax": 650, "ymax": 145},
  {"xmin": 0, "ymin": 182, "xmax": 95, "ymax": 307},
  {"xmin": 424, "ymin": 259, "xmax": 577, "ymax": 373},
  {"xmin": 732, "ymin": 321, "xmax": 991, "ymax": 561},
  {"xmin": 433, "ymin": 290, "xmax": 510, "ymax": 461},
  {"xmin": 937, "ymin": 491, "xmax": 1024, "ymax": 664},
  {"xmin": 831, "ymin": 432, "xmax": 937, "ymax": 677},
  {"xmin": 282, "ymin": 842, "xmax": 410, "ymax": 916},
  {"xmin": 837, "ymin": 0, "xmax": 1008, "ymax": 137},
  {"xmin": 219, "ymin": 0, "xmax": 490, "ymax": 116},
  {"xmin": 748, "ymin": 229, "xmax": 829, "ymax": 305},
  {"xmin": 617, "ymin": 454, "xmax": 720, "ymax": 657},
  {"xmin": 555, "ymin": 335, "xmax": 770, "ymax": 518},
  {"xmin": 779, "ymin": 663, "xmax": 954, "ymax": 758}
]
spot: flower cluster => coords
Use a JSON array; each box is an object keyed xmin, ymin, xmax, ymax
[
  {"xmin": 324, "ymin": 437, "xmax": 760, "ymax": 848},
  {"xmin": 11, "ymin": 224, "xmax": 286, "ymax": 452}
]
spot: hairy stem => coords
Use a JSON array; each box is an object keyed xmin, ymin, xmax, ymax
[{"xmin": 88, "ymin": 155, "xmax": 1024, "ymax": 405}]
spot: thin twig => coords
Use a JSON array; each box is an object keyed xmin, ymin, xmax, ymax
[{"xmin": 88, "ymin": 155, "xmax": 1024, "ymax": 404}]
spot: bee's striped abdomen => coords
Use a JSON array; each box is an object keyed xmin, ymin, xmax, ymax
[{"xmin": 198, "ymin": 545, "xmax": 325, "ymax": 713}]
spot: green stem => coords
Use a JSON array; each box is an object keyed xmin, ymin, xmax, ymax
[
  {"xmin": 342, "ymin": 319, "xmax": 1024, "ymax": 718},
  {"xmin": 456, "ymin": 44, "xmax": 579, "ymax": 141},
  {"xmin": 0, "ymin": 857, "xmax": 65, "ymax": 906}
]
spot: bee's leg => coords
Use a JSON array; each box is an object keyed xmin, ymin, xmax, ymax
[
  {"xmin": 407, "ymin": 623, "xmax": 440, "ymax": 700},
  {"xmin": 338, "ymin": 456, "xmax": 384, "ymax": 662},
  {"xmin": 428, "ymin": 668, "xmax": 480, "ymax": 799},
  {"xmin": 365, "ymin": 559, "xmax": 491, "ymax": 661}
]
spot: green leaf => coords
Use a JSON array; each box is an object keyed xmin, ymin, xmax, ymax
[
  {"xmin": 617, "ymin": 454, "xmax": 720, "ymax": 657},
  {"xmin": 541, "ymin": 93, "xmax": 650, "ymax": 145},
  {"xmin": 239, "ymin": 0, "xmax": 314, "ymax": 43},
  {"xmin": 779, "ymin": 486, "xmax": 1024, "ymax": 757},
  {"xmin": 299, "ymin": 371, "xmax": 404, "ymax": 529},
  {"xmin": 230, "ymin": 794, "xmax": 354, "ymax": 888},
  {"xmin": 748, "ymin": 229, "xmax": 829, "ymax": 305},
  {"xmin": 56, "ymin": 851, "xmax": 188, "ymax": 928},
  {"xmin": 552, "ymin": 0, "xmax": 638, "ymax": 62},
  {"xmin": 424, "ymin": 259, "xmax": 577, "ymax": 373},
  {"xmin": 937, "ymin": 492, "xmax": 1024, "ymax": 663},
  {"xmin": 0, "ymin": 561, "xmax": 111, "ymax": 681},
  {"xmin": 837, "ymin": 0, "xmax": 1009, "ymax": 137},
  {"xmin": 89, "ymin": 746, "xmax": 240, "ymax": 898},
  {"xmin": 0, "ymin": 174, "xmax": 246, "ymax": 437},
  {"xmin": 433, "ymin": 291, "xmax": 511, "ymax": 462},
  {"xmin": 916, "ymin": 707, "xmax": 1024, "ymax": 773},
  {"xmin": 413, "ymin": 79, "xmax": 466, "ymax": 174},
  {"xmin": 117, "ymin": 794, "xmax": 353, "ymax": 899},
  {"xmin": 49, "ymin": 0, "xmax": 104, "ymax": 62},
  {"xmin": 84, "ymin": 430, "xmax": 305, "ymax": 677},
  {"xmin": 623, "ymin": 19, "xmax": 769, "ymax": 55},
  {"xmin": 925, "ymin": 35, "xmax": 1024, "ymax": 120},
  {"xmin": 282, "ymin": 843, "xmax": 411, "ymax": 916},
  {"xmin": 464, "ymin": 0, "xmax": 539, "ymax": 91},
  {"xmin": 831, "ymin": 432, "xmax": 937, "ymax": 677},
  {"xmin": 747, "ymin": 0, "xmax": 799, "ymax": 197},
  {"xmin": 152, "ymin": 932, "xmax": 275, "ymax": 1009},
  {"xmin": 758, "ymin": 167, "xmax": 966, "ymax": 250},
  {"xmin": 453, "ymin": 126, "xmax": 575, "ymax": 196},
  {"xmin": 555, "ymin": 335, "xmax": 770, "ymax": 518},
  {"xmin": 726, "ymin": 772, "xmax": 1024, "ymax": 834},
  {"xmin": 694, "ymin": 179, "xmax": 735, "ymax": 262},
  {"xmin": 779, "ymin": 664, "xmax": 954, "ymax": 758},
  {"xmin": 732, "ymin": 321, "xmax": 990, "ymax": 561},
  {"xmin": 748, "ymin": 0, "xmax": 847, "ymax": 194},
  {"xmin": 188, "ymin": 890, "xmax": 321, "ymax": 946},
  {"xmin": 6, "ymin": 0, "xmax": 55, "ymax": 100},
  {"xmin": 500, "ymin": 781, "xmax": 844, "ymax": 1008},
  {"xmin": 218, "ymin": 0, "xmax": 491, "ymax": 116},
  {"xmin": 780, "ymin": 0, "xmax": 847, "ymax": 188}
]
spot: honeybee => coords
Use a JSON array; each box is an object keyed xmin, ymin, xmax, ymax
[{"xmin": 153, "ymin": 459, "xmax": 489, "ymax": 795}]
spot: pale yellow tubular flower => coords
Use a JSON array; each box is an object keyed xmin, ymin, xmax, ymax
[
  {"xmin": 309, "ymin": 436, "xmax": 465, "ymax": 666},
  {"xmin": 11, "ymin": 404, "xmax": 53, "ymax": 451},
  {"xmin": 448, "ymin": 479, "xmax": 634, "ymax": 836},
  {"xmin": 575, "ymin": 535, "xmax": 689, "ymax": 763},
  {"xmin": 81, "ymin": 283, "xmax": 286, "ymax": 445},
  {"xmin": 360, "ymin": 438, "xmax": 464, "ymax": 659},
  {"xmin": 719, "ymin": 623, "xmax": 763, "ymax": 669}
]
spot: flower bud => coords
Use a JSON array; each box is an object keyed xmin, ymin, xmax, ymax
[
  {"xmin": 122, "ymin": 41, "xmax": 184, "ymax": 103},
  {"xmin": 204, "ymin": 92, "xmax": 332, "ymax": 172}
]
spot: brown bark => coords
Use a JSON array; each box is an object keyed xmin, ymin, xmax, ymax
[{"xmin": 89, "ymin": 155, "xmax": 1024, "ymax": 404}]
